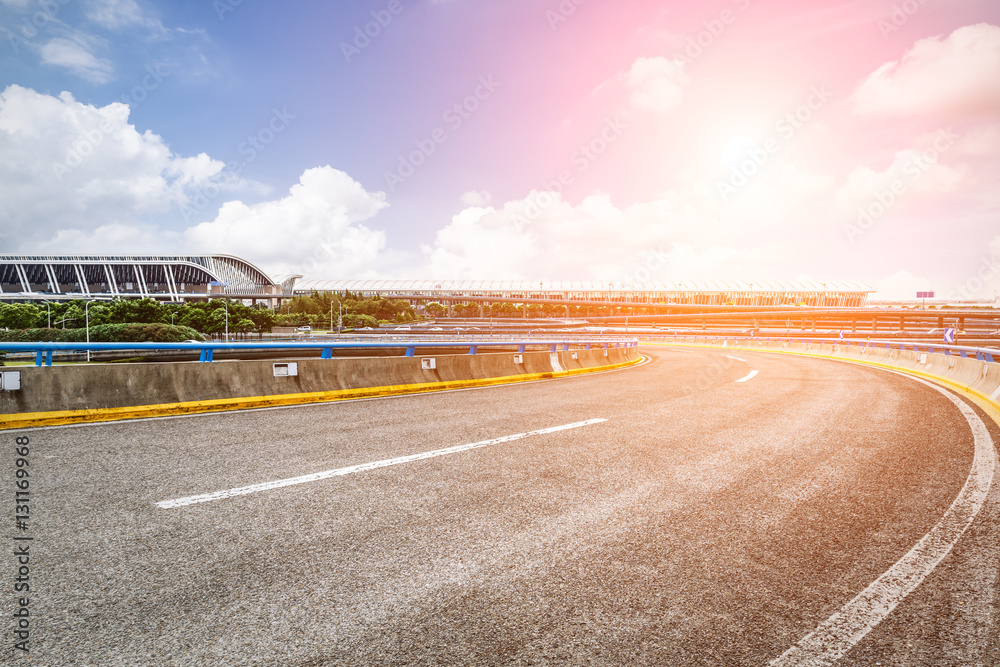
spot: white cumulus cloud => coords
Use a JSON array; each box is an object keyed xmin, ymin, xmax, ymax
[
  {"xmin": 184, "ymin": 166, "xmax": 389, "ymax": 279},
  {"xmin": 0, "ymin": 85, "xmax": 228, "ymax": 250}
]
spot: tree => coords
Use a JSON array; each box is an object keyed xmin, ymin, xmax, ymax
[
  {"xmin": 454, "ymin": 302, "xmax": 479, "ymax": 318},
  {"xmin": 87, "ymin": 304, "xmax": 111, "ymax": 327},
  {"xmin": 179, "ymin": 309, "xmax": 207, "ymax": 333},
  {"xmin": 249, "ymin": 308, "xmax": 276, "ymax": 334},
  {"xmin": 104, "ymin": 297, "xmax": 165, "ymax": 324},
  {"xmin": 0, "ymin": 303, "xmax": 42, "ymax": 329},
  {"xmin": 425, "ymin": 302, "xmax": 446, "ymax": 317},
  {"xmin": 234, "ymin": 318, "xmax": 255, "ymax": 337},
  {"xmin": 205, "ymin": 309, "xmax": 228, "ymax": 336}
]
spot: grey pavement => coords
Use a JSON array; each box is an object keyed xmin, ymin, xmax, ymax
[{"xmin": 1, "ymin": 347, "xmax": 996, "ymax": 665}]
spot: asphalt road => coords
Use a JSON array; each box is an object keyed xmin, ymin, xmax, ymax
[{"xmin": 2, "ymin": 347, "xmax": 998, "ymax": 666}]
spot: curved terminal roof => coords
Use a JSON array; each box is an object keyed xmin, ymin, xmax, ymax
[{"xmin": 0, "ymin": 254, "xmax": 280, "ymax": 300}]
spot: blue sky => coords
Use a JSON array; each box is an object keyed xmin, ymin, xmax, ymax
[{"xmin": 2, "ymin": 0, "xmax": 1000, "ymax": 299}]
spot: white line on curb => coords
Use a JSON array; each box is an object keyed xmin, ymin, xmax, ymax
[
  {"xmin": 157, "ymin": 419, "xmax": 607, "ymax": 509},
  {"xmin": 736, "ymin": 370, "xmax": 759, "ymax": 383},
  {"xmin": 770, "ymin": 376, "xmax": 997, "ymax": 666}
]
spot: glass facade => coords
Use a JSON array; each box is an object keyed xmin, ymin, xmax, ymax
[{"xmin": 0, "ymin": 255, "xmax": 280, "ymax": 302}]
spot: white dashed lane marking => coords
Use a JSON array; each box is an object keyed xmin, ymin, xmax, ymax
[{"xmin": 157, "ymin": 419, "xmax": 607, "ymax": 509}]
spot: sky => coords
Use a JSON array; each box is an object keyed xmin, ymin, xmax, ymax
[{"xmin": 1, "ymin": 0, "xmax": 999, "ymax": 300}]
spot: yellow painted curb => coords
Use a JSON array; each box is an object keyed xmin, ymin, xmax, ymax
[
  {"xmin": 0, "ymin": 356, "xmax": 642, "ymax": 431},
  {"xmin": 647, "ymin": 342, "xmax": 1000, "ymax": 426}
]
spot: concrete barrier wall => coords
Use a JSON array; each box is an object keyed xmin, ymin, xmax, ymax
[
  {"xmin": 1, "ymin": 347, "xmax": 638, "ymax": 415},
  {"xmin": 648, "ymin": 338, "xmax": 1000, "ymax": 406}
]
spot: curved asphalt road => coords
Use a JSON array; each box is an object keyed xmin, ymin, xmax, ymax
[{"xmin": 2, "ymin": 347, "xmax": 998, "ymax": 665}]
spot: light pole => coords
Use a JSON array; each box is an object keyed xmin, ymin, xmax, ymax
[
  {"xmin": 224, "ymin": 300, "xmax": 229, "ymax": 342},
  {"xmin": 45, "ymin": 302, "xmax": 52, "ymax": 328},
  {"xmin": 171, "ymin": 311, "xmax": 176, "ymax": 326},
  {"xmin": 338, "ymin": 302, "xmax": 343, "ymax": 336}
]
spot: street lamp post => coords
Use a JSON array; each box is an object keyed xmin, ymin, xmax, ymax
[
  {"xmin": 45, "ymin": 302, "xmax": 51, "ymax": 328},
  {"xmin": 225, "ymin": 300, "xmax": 229, "ymax": 342},
  {"xmin": 84, "ymin": 300, "xmax": 100, "ymax": 363}
]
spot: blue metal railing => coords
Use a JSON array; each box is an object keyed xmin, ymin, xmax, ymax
[
  {"xmin": 639, "ymin": 334, "xmax": 998, "ymax": 363},
  {"xmin": 0, "ymin": 336, "xmax": 640, "ymax": 367}
]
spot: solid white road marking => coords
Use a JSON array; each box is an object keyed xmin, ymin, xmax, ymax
[
  {"xmin": 724, "ymin": 355, "xmax": 746, "ymax": 362},
  {"xmin": 736, "ymin": 370, "xmax": 759, "ymax": 383},
  {"xmin": 770, "ymin": 375, "xmax": 997, "ymax": 666},
  {"xmin": 157, "ymin": 418, "xmax": 607, "ymax": 509}
]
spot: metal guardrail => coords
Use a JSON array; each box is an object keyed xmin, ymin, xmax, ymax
[
  {"xmin": 0, "ymin": 336, "xmax": 640, "ymax": 366},
  {"xmin": 639, "ymin": 334, "xmax": 998, "ymax": 363}
]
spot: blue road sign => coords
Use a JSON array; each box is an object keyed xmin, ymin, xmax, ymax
[{"xmin": 944, "ymin": 328, "xmax": 957, "ymax": 344}]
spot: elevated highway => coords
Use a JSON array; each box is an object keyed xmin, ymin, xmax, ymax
[{"xmin": 2, "ymin": 345, "xmax": 998, "ymax": 664}]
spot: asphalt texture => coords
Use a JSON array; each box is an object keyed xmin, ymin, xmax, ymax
[{"xmin": 1, "ymin": 347, "xmax": 998, "ymax": 666}]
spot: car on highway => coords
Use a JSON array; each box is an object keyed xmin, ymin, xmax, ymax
[
  {"xmin": 429, "ymin": 327, "xmax": 443, "ymax": 331},
  {"xmin": 297, "ymin": 326, "xmax": 312, "ymax": 332},
  {"xmin": 395, "ymin": 326, "xmax": 411, "ymax": 331}
]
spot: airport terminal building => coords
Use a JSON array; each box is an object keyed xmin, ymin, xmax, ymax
[
  {"xmin": 295, "ymin": 279, "xmax": 875, "ymax": 308},
  {"xmin": 0, "ymin": 255, "xmax": 874, "ymax": 308},
  {"xmin": 0, "ymin": 254, "xmax": 295, "ymax": 303}
]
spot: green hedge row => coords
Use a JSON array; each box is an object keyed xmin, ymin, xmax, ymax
[{"xmin": 0, "ymin": 323, "xmax": 205, "ymax": 343}]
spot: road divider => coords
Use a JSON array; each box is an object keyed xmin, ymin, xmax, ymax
[
  {"xmin": 0, "ymin": 348, "xmax": 640, "ymax": 430},
  {"xmin": 645, "ymin": 336, "xmax": 999, "ymax": 414}
]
